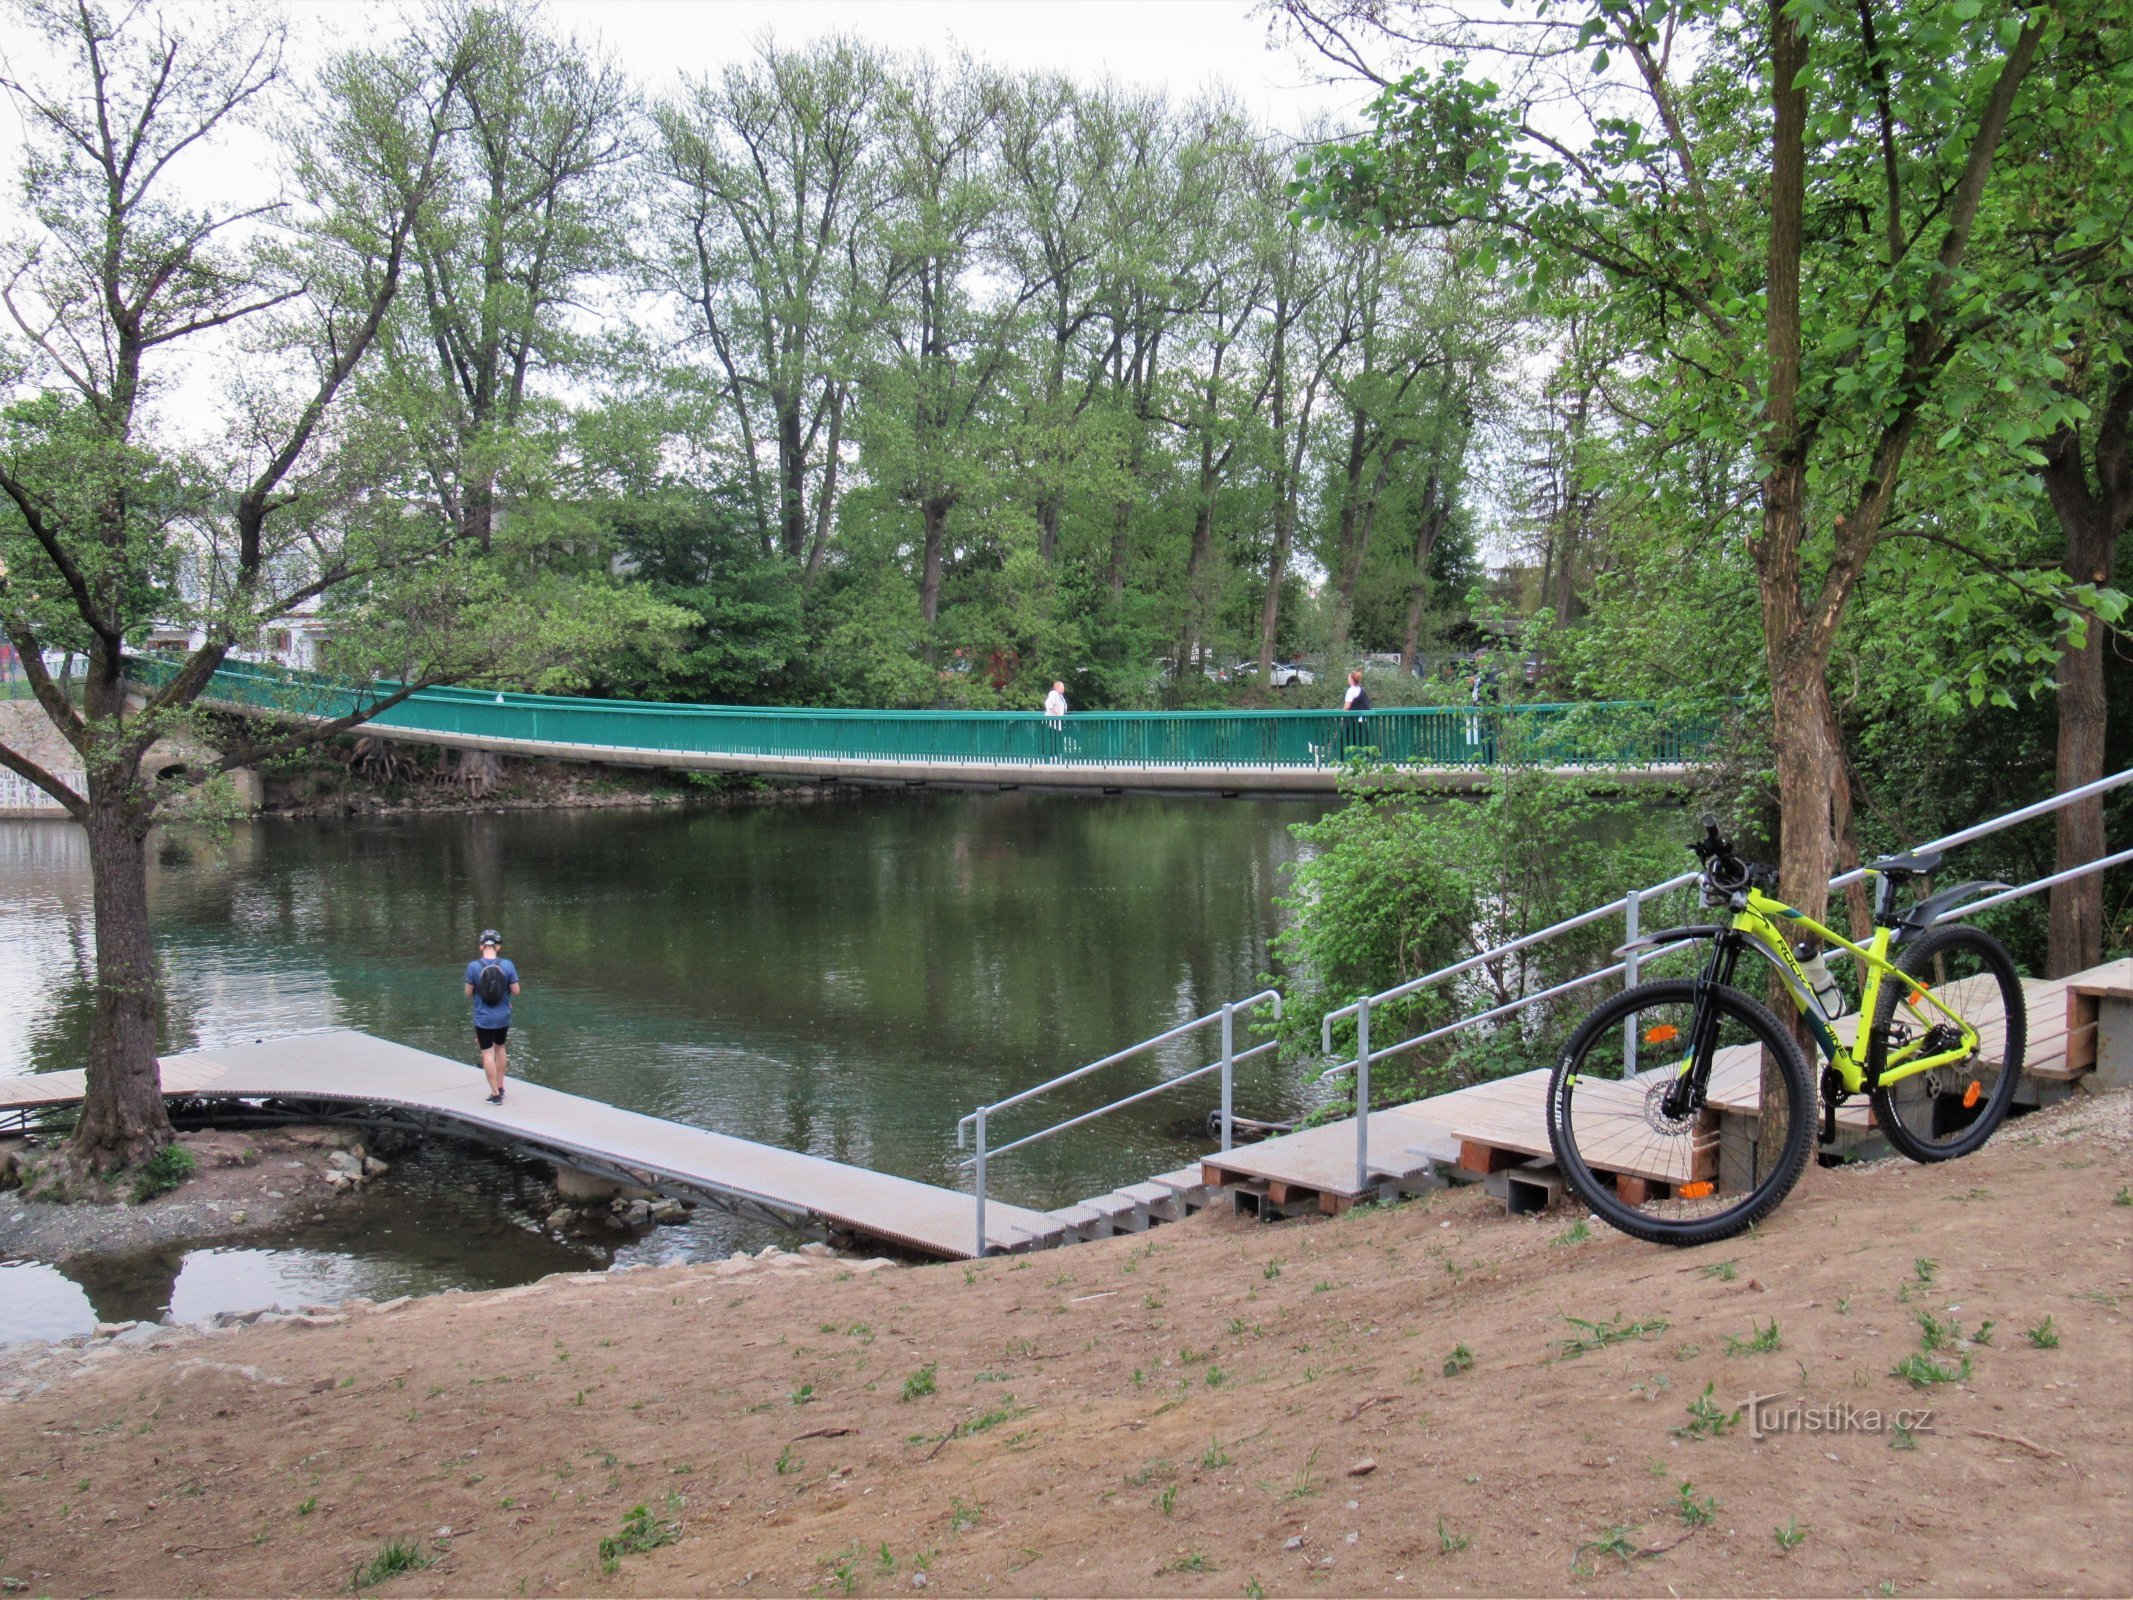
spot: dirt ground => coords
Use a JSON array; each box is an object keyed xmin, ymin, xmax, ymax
[{"xmin": 2, "ymin": 1092, "xmax": 2129, "ymax": 1599}]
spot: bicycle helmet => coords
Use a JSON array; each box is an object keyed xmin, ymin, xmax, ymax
[{"xmin": 479, "ymin": 928, "xmax": 502, "ymax": 948}]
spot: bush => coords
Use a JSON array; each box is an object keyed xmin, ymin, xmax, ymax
[
  {"xmin": 1267, "ymin": 759, "xmax": 1681, "ymax": 1116},
  {"xmin": 129, "ymin": 1143, "xmax": 196, "ymax": 1204}
]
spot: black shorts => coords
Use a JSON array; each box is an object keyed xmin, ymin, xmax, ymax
[{"xmin": 475, "ymin": 1024, "xmax": 510, "ymax": 1049}]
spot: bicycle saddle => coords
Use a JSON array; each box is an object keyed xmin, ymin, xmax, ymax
[{"xmin": 1868, "ymin": 848, "xmax": 1944, "ymax": 878}]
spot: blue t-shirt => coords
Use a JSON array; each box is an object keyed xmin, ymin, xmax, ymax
[{"xmin": 466, "ymin": 957, "xmax": 519, "ymax": 1029}]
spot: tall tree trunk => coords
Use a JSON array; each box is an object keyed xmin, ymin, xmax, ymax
[
  {"xmin": 71, "ymin": 788, "xmax": 170, "ymax": 1170},
  {"xmin": 1754, "ymin": 0, "xmax": 1814, "ymax": 1177},
  {"xmin": 920, "ymin": 494, "xmax": 952, "ymax": 626},
  {"xmin": 1037, "ymin": 494, "xmax": 1061, "ymax": 565},
  {"xmin": 777, "ymin": 403, "xmax": 807, "ymax": 563},
  {"xmin": 2040, "ymin": 370, "xmax": 2131, "ymax": 976},
  {"xmin": 1182, "ymin": 451, "xmax": 1217, "ymax": 673},
  {"xmin": 1401, "ymin": 474, "xmax": 1443, "ymax": 671},
  {"xmin": 1260, "ymin": 480, "xmax": 1295, "ymax": 683}
]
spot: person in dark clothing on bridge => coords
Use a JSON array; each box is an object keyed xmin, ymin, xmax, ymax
[{"xmin": 464, "ymin": 929, "xmax": 521, "ymax": 1104}]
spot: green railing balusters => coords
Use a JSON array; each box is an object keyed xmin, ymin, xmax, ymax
[{"xmin": 123, "ymin": 657, "xmax": 1709, "ymax": 770}]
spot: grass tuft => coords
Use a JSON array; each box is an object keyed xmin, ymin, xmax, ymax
[{"xmin": 351, "ymin": 1537, "xmax": 432, "ymax": 1591}]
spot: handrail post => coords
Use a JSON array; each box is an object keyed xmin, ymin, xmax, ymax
[
  {"xmin": 1621, "ymin": 888, "xmax": 1642, "ymax": 1078},
  {"xmin": 1220, "ymin": 1003, "xmax": 1235, "ymax": 1154},
  {"xmin": 973, "ymin": 1106, "xmax": 989, "ymax": 1260},
  {"xmin": 1354, "ymin": 996, "xmax": 1371, "ymax": 1193}
]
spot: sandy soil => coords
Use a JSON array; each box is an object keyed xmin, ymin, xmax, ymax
[{"xmin": 2, "ymin": 1092, "xmax": 2129, "ymax": 1599}]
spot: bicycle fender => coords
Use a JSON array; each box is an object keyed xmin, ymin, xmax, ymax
[
  {"xmin": 1611, "ymin": 925, "xmax": 1726, "ymax": 958},
  {"xmin": 1892, "ymin": 881, "xmax": 2010, "ymax": 947}
]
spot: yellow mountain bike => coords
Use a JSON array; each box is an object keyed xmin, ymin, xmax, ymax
[{"xmin": 1546, "ymin": 816, "xmax": 2027, "ymax": 1246}]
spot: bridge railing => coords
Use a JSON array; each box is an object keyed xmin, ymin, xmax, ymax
[
  {"xmin": 955, "ymin": 990, "xmax": 1282, "ymax": 1257},
  {"xmin": 126, "ymin": 656, "xmax": 1708, "ymax": 771},
  {"xmin": 1315, "ymin": 769, "xmax": 2133, "ymax": 1191}
]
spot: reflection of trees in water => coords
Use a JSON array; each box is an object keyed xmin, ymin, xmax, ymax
[{"xmin": 19, "ymin": 797, "xmax": 1326, "ymax": 1199}]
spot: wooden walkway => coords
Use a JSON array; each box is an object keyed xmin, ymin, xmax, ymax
[
  {"xmin": 1204, "ymin": 964, "xmax": 2110, "ymax": 1213},
  {"xmin": 0, "ymin": 1030, "xmax": 1062, "ymax": 1259}
]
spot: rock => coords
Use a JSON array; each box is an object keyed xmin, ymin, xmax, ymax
[
  {"xmin": 798, "ymin": 1241, "xmax": 834, "ymax": 1258},
  {"xmin": 94, "ymin": 1321, "xmax": 140, "ymax": 1340},
  {"xmin": 856, "ymin": 1258, "xmax": 898, "ymax": 1274},
  {"xmin": 263, "ymin": 1189, "xmax": 285, "ymax": 1199},
  {"xmin": 546, "ymin": 1207, "xmax": 577, "ymax": 1230},
  {"xmin": 323, "ymin": 1171, "xmax": 353, "ymax": 1192},
  {"xmin": 755, "ymin": 1244, "xmax": 783, "ymax": 1260},
  {"xmin": 115, "ymin": 1324, "xmax": 164, "ymax": 1349},
  {"xmin": 1348, "ymin": 1457, "xmax": 1377, "ymax": 1477},
  {"xmin": 621, "ymin": 1200, "xmax": 653, "ymax": 1225},
  {"xmin": 363, "ymin": 1157, "xmax": 389, "ymax": 1178},
  {"xmin": 228, "ymin": 1210, "xmax": 248, "ymax": 1224},
  {"xmin": 910, "ymin": 1574, "xmax": 927, "ymax": 1590},
  {"xmin": 326, "ymin": 1151, "xmax": 362, "ymax": 1175},
  {"xmin": 1284, "ymin": 1536, "xmax": 1305, "ymax": 1551},
  {"xmin": 649, "ymin": 1199, "xmax": 687, "ymax": 1224},
  {"xmin": 287, "ymin": 1313, "xmax": 347, "ymax": 1329}
]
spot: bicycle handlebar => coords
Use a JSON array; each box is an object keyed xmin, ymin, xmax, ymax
[{"xmin": 1692, "ymin": 814, "xmax": 1777, "ymax": 895}]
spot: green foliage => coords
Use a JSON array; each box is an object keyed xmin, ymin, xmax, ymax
[
  {"xmin": 128, "ymin": 1144, "xmax": 196, "ymax": 1204},
  {"xmin": 597, "ymin": 1504, "xmax": 681, "ymax": 1575},
  {"xmin": 1270, "ymin": 759, "xmax": 1678, "ymax": 1112},
  {"xmin": 351, "ymin": 1537, "xmax": 433, "ymax": 1590},
  {"xmin": 598, "ymin": 490, "xmax": 805, "ymax": 704}
]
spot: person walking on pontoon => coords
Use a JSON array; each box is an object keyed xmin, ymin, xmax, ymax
[{"xmin": 464, "ymin": 929, "xmax": 521, "ymax": 1105}]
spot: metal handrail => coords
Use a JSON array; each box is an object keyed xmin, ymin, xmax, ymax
[
  {"xmin": 955, "ymin": 988, "xmax": 1281, "ymax": 1257},
  {"xmin": 1314, "ymin": 769, "xmax": 2132, "ymax": 1189}
]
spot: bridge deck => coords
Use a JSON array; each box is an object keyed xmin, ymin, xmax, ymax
[{"xmin": 0, "ymin": 1030, "xmax": 1056, "ymax": 1260}]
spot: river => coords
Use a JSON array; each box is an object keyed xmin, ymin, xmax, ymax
[{"xmin": 1, "ymin": 791, "xmax": 1332, "ymax": 1338}]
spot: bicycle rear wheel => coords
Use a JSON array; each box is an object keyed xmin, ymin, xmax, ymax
[
  {"xmin": 1868, "ymin": 924, "xmax": 2026, "ymax": 1162},
  {"xmin": 1547, "ymin": 979, "xmax": 1815, "ymax": 1246}
]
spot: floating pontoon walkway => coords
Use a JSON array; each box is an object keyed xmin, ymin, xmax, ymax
[{"xmin": 0, "ymin": 1030, "xmax": 1061, "ymax": 1259}]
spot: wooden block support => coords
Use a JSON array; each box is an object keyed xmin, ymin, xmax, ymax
[
  {"xmin": 1459, "ymin": 1139, "xmax": 1527, "ymax": 1176},
  {"xmin": 1615, "ymin": 1173, "xmax": 1669, "ymax": 1207}
]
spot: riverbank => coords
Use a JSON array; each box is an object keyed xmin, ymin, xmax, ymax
[
  {"xmin": 2, "ymin": 1089, "xmax": 2125, "ymax": 1597},
  {"xmin": 253, "ymin": 735, "xmax": 845, "ymax": 820},
  {"xmin": 1, "ymin": 1128, "xmax": 384, "ymax": 1264}
]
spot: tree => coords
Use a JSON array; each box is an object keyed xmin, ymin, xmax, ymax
[
  {"xmin": 0, "ymin": 0, "xmax": 453, "ymax": 1168},
  {"xmin": 865, "ymin": 55, "xmax": 1015, "ymax": 628},
  {"xmin": 0, "ymin": 0, "xmax": 669, "ymax": 1171},
  {"xmin": 363, "ymin": 1, "xmax": 635, "ymax": 554},
  {"xmin": 1287, "ymin": 0, "xmax": 2126, "ymax": 932},
  {"xmin": 651, "ymin": 36, "xmax": 889, "ymax": 576}
]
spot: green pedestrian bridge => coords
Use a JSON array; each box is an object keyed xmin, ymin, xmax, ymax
[{"xmin": 131, "ymin": 659, "xmax": 1708, "ymax": 795}]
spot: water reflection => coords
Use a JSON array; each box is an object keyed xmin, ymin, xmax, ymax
[
  {"xmin": 0, "ymin": 1261, "xmax": 96, "ymax": 1341},
  {"xmin": 2, "ymin": 793, "xmax": 1331, "ymax": 1206},
  {"xmin": 0, "ymin": 1142, "xmax": 768, "ymax": 1343}
]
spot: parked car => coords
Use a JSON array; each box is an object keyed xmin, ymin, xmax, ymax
[{"xmin": 1270, "ymin": 662, "xmax": 1316, "ymax": 687}]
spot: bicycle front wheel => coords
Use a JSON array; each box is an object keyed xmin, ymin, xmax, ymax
[
  {"xmin": 1547, "ymin": 979, "xmax": 1815, "ymax": 1247},
  {"xmin": 1868, "ymin": 924, "xmax": 2026, "ymax": 1162}
]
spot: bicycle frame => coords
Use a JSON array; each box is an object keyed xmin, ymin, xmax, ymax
[{"xmin": 1721, "ymin": 887, "xmax": 1980, "ymax": 1095}]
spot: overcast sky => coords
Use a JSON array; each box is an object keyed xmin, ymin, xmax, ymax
[{"xmin": 287, "ymin": 0, "xmax": 1376, "ymax": 129}]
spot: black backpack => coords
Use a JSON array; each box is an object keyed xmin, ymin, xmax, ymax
[
  {"xmin": 1351, "ymin": 686, "xmax": 1372, "ymax": 711},
  {"xmin": 475, "ymin": 959, "xmax": 508, "ymax": 1007}
]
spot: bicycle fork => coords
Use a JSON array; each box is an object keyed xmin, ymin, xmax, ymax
[{"xmin": 1665, "ymin": 934, "xmax": 1746, "ymax": 1121}]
